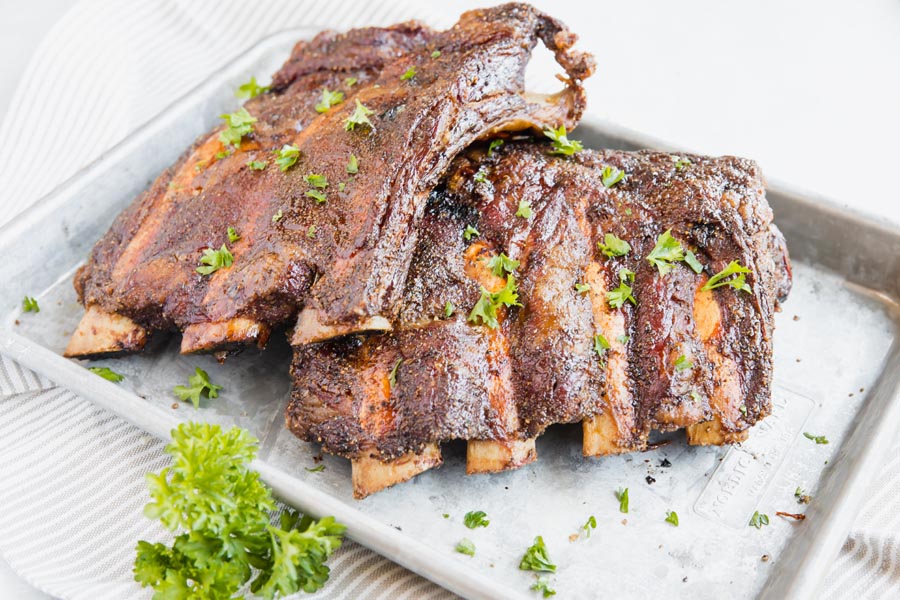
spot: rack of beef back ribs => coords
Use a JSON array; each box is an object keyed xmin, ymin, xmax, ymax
[
  {"xmin": 66, "ymin": 3, "xmax": 594, "ymax": 359},
  {"xmin": 286, "ymin": 142, "xmax": 791, "ymax": 497}
]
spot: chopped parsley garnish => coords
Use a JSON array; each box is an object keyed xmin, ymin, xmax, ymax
[
  {"xmin": 400, "ymin": 66, "xmax": 417, "ymax": 81},
  {"xmin": 543, "ymin": 125, "xmax": 583, "ymax": 156},
  {"xmin": 690, "ymin": 390, "xmax": 703, "ymax": 403},
  {"xmin": 487, "ymin": 253, "xmax": 520, "ymax": 277},
  {"xmin": 304, "ymin": 173, "xmax": 328, "ymax": 189},
  {"xmin": 607, "ymin": 268, "xmax": 636, "ymax": 308},
  {"xmin": 593, "ymin": 333, "xmax": 610, "ymax": 359},
  {"xmin": 674, "ymin": 354, "xmax": 693, "ymax": 371},
  {"xmin": 795, "ymin": 487, "xmax": 812, "ymax": 504},
  {"xmin": 215, "ymin": 149, "xmax": 232, "ymax": 160},
  {"xmin": 467, "ymin": 275, "xmax": 522, "ymax": 329},
  {"xmin": 218, "ymin": 107, "xmax": 257, "ymax": 147},
  {"xmin": 455, "ymin": 538, "xmax": 476, "ymax": 556},
  {"xmin": 305, "ymin": 464, "xmax": 326, "ymax": 473},
  {"xmin": 338, "ymin": 182, "xmax": 346, "ymax": 192},
  {"xmin": 431, "ymin": 50, "xmax": 441, "ymax": 59},
  {"xmin": 516, "ymin": 199, "xmax": 533, "ymax": 219},
  {"xmin": 574, "ymin": 282, "xmax": 591, "ymax": 294},
  {"xmin": 488, "ymin": 139, "xmax": 504, "ymax": 156},
  {"xmin": 274, "ymin": 144, "xmax": 300, "ymax": 171},
  {"xmin": 307, "ymin": 225, "xmax": 317, "ymax": 239},
  {"xmin": 463, "ymin": 225, "xmax": 480, "ymax": 241},
  {"xmin": 235, "ymin": 76, "xmax": 270, "ymax": 99},
  {"xmin": 597, "ymin": 233, "xmax": 631, "ymax": 258},
  {"xmin": 464, "ymin": 510, "xmax": 490, "ymax": 529},
  {"xmin": 474, "ymin": 169, "xmax": 488, "ymax": 184},
  {"xmin": 582, "ymin": 515, "xmax": 597, "ymax": 537},
  {"xmin": 306, "ymin": 190, "xmax": 327, "ymax": 204},
  {"xmin": 616, "ymin": 334, "xmax": 630, "ymax": 344},
  {"xmin": 675, "ymin": 157, "xmax": 692, "ymax": 171},
  {"xmin": 344, "ymin": 99, "xmax": 375, "ymax": 131},
  {"xmin": 531, "ymin": 577, "xmax": 557, "ymax": 598},
  {"xmin": 684, "ymin": 249, "xmax": 704, "ymax": 274},
  {"xmin": 443, "ymin": 513, "xmax": 450, "ymax": 519},
  {"xmin": 601, "ymin": 165, "xmax": 625, "ymax": 188},
  {"xmin": 88, "ymin": 366, "xmax": 124, "ymax": 382},
  {"xmin": 344, "ymin": 77, "xmax": 358, "ymax": 87},
  {"xmin": 519, "ymin": 536, "xmax": 556, "ymax": 573},
  {"xmin": 227, "ymin": 227, "xmax": 240, "ymax": 243},
  {"xmin": 665, "ymin": 511, "xmax": 679, "ymax": 526},
  {"xmin": 315, "ymin": 88, "xmax": 344, "ymax": 113},
  {"xmin": 803, "ymin": 432, "xmax": 829, "ymax": 444},
  {"xmin": 749, "ymin": 511, "xmax": 770, "ymax": 529},
  {"xmin": 346, "ymin": 154, "xmax": 359, "ymax": 174},
  {"xmin": 196, "ymin": 244, "xmax": 233, "ymax": 275},
  {"xmin": 247, "ymin": 159, "xmax": 268, "ymax": 170},
  {"xmin": 134, "ymin": 423, "xmax": 345, "ymax": 598},
  {"xmin": 615, "ymin": 487, "xmax": 629, "ymax": 513},
  {"xmin": 172, "ymin": 367, "xmax": 222, "ymax": 408},
  {"xmin": 739, "ymin": 404, "xmax": 748, "ymax": 415},
  {"xmin": 22, "ymin": 296, "xmax": 39, "ymax": 313},
  {"xmin": 272, "ymin": 209, "xmax": 283, "ymax": 223},
  {"xmin": 702, "ymin": 260, "xmax": 752, "ymax": 293},
  {"xmin": 646, "ymin": 230, "xmax": 687, "ymax": 275},
  {"xmin": 444, "ymin": 301, "xmax": 454, "ymax": 318},
  {"xmin": 388, "ymin": 358, "xmax": 402, "ymax": 388}
]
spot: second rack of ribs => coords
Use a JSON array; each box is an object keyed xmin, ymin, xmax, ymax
[{"xmin": 286, "ymin": 142, "xmax": 792, "ymax": 497}]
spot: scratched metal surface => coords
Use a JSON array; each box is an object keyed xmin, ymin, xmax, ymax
[{"xmin": 0, "ymin": 30, "xmax": 898, "ymax": 600}]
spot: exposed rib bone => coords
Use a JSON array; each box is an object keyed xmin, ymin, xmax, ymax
[
  {"xmin": 463, "ymin": 242, "xmax": 527, "ymax": 472},
  {"xmin": 64, "ymin": 306, "xmax": 148, "ymax": 359},
  {"xmin": 291, "ymin": 311, "xmax": 391, "ymax": 346},
  {"xmin": 582, "ymin": 262, "xmax": 636, "ymax": 456},
  {"xmin": 181, "ymin": 318, "xmax": 270, "ymax": 354},
  {"xmin": 351, "ymin": 443, "xmax": 442, "ymax": 499},
  {"xmin": 467, "ymin": 439, "xmax": 536, "ymax": 474},
  {"xmin": 686, "ymin": 283, "xmax": 746, "ymax": 445}
]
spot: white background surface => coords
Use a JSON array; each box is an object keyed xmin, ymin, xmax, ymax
[{"xmin": 0, "ymin": 1, "xmax": 898, "ymax": 598}]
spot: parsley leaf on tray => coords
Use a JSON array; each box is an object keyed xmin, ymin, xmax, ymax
[
  {"xmin": 519, "ymin": 536, "xmax": 556, "ymax": 573},
  {"xmin": 22, "ymin": 296, "xmax": 39, "ymax": 313},
  {"xmin": 464, "ymin": 510, "xmax": 490, "ymax": 529},
  {"xmin": 88, "ymin": 366, "xmax": 124, "ymax": 383},
  {"xmin": 173, "ymin": 367, "xmax": 222, "ymax": 409}
]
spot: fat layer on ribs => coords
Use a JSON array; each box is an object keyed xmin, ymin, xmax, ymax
[
  {"xmin": 67, "ymin": 3, "xmax": 595, "ymax": 359},
  {"xmin": 286, "ymin": 141, "xmax": 792, "ymax": 497}
]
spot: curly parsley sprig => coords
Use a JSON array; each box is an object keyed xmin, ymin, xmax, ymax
[{"xmin": 134, "ymin": 423, "xmax": 345, "ymax": 599}]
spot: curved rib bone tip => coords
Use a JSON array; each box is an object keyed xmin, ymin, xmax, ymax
[
  {"xmin": 466, "ymin": 439, "xmax": 536, "ymax": 474},
  {"xmin": 291, "ymin": 310, "xmax": 392, "ymax": 346},
  {"xmin": 181, "ymin": 318, "xmax": 270, "ymax": 354},
  {"xmin": 351, "ymin": 443, "xmax": 442, "ymax": 499},
  {"xmin": 64, "ymin": 306, "xmax": 148, "ymax": 359}
]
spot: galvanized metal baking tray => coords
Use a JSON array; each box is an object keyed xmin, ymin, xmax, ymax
[{"xmin": 1, "ymin": 28, "xmax": 898, "ymax": 600}]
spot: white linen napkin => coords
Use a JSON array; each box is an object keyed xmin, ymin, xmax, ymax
[{"xmin": 0, "ymin": 1, "xmax": 896, "ymax": 599}]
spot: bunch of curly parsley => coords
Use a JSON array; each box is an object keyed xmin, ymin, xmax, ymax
[{"xmin": 134, "ymin": 422, "xmax": 345, "ymax": 599}]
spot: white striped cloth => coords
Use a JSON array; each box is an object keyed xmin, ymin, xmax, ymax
[{"xmin": 0, "ymin": 1, "xmax": 897, "ymax": 599}]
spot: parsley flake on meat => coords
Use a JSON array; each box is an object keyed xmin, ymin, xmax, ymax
[
  {"xmin": 315, "ymin": 88, "xmax": 345, "ymax": 113},
  {"xmin": 543, "ymin": 125, "xmax": 583, "ymax": 156}
]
